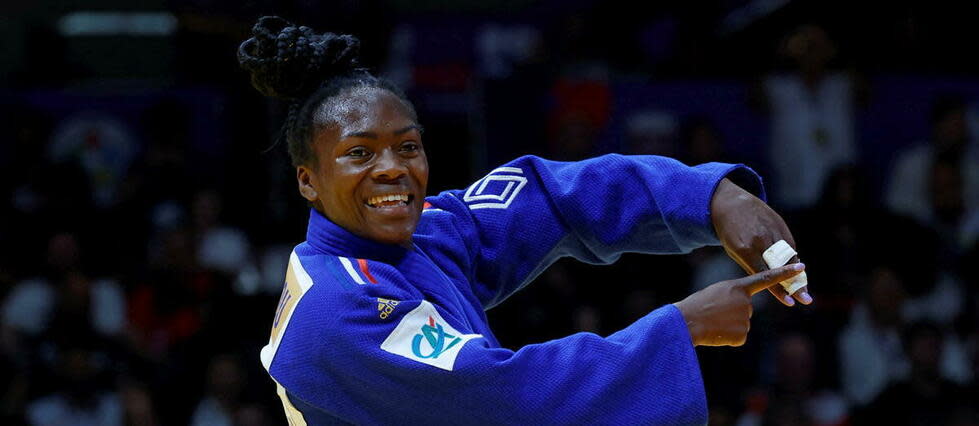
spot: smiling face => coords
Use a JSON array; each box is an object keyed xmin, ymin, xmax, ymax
[{"xmin": 297, "ymin": 86, "xmax": 428, "ymax": 246}]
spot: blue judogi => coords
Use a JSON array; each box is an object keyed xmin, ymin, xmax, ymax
[{"xmin": 260, "ymin": 154, "xmax": 764, "ymax": 425}]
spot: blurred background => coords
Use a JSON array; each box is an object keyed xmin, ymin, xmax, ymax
[{"xmin": 2, "ymin": 0, "xmax": 979, "ymax": 425}]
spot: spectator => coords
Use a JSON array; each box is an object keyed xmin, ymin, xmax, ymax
[
  {"xmin": 898, "ymin": 157, "xmax": 974, "ymax": 329},
  {"xmin": 930, "ymin": 156, "xmax": 979, "ymax": 250},
  {"xmin": 840, "ymin": 264, "xmax": 973, "ymax": 407},
  {"xmin": 192, "ymin": 189, "xmax": 253, "ymax": 281},
  {"xmin": 119, "ymin": 379, "xmax": 158, "ymax": 426},
  {"xmin": 545, "ymin": 78, "xmax": 611, "ymax": 160},
  {"xmin": 885, "ymin": 95, "xmax": 979, "ymax": 241},
  {"xmin": 839, "ymin": 265, "xmax": 909, "ymax": 405},
  {"xmin": 736, "ymin": 333, "xmax": 848, "ymax": 426},
  {"xmin": 623, "ymin": 110, "xmax": 679, "ymax": 157},
  {"xmin": 129, "ymin": 225, "xmax": 227, "ymax": 365},
  {"xmin": 190, "ymin": 354, "xmax": 245, "ymax": 426},
  {"xmin": 678, "ymin": 117, "xmax": 732, "ymax": 166},
  {"xmin": 1, "ymin": 233, "xmax": 126, "ymax": 342},
  {"xmin": 861, "ymin": 321, "xmax": 967, "ymax": 425},
  {"xmin": 759, "ymin": 24, "xmax": 859, "ymax": 209},
  {"xmin": 26, "ymin": 345, "xmax": 121, "ymax": 426},
  {"xmin": 786, "ymin": 164, "xmax": 953, "ymax": 350}
]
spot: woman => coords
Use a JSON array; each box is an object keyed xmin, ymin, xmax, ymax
[{"xmin": 239, "ymin": 16, "xmax": 812, "ymax": 425}]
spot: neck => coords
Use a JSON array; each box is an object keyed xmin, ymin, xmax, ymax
[{"xmin": 305, "ymin": 208, "xmax": 410, "ymax": 261}]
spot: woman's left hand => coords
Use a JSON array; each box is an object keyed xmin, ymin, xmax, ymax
[{"xmin": 709, "ymin": 178, "xmax": 813, "ymax": 306}]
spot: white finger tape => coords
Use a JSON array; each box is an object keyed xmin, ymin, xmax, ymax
[{"xmin": 762, "ymin": 239, "xmax": 807, "ymax": 295}]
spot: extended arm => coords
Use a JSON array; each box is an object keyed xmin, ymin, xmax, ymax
[
  {"xmin": 427, "ymin": 154, "xmax": 766, "ymax": 307},
  {"xmin": 270, "ymin": 295, "xmax": 708, "ymax": 425}
]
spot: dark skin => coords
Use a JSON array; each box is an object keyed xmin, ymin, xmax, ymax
[
  {"xmin": 711, "ymin": 178, "xmax": 812, "ymax": 307},
  {"xmin": 675, "ymin": 263, "xmax": 806, "ymax": 347},
  {"xmin": 297, "ymin": 87, "xmax": 428, "ymax": 247},
  {"xmin": 297, "ymin": 87, "xmax": 811, "ymax": 348},
  {"xmin": 673, "ymin": 178, "xmax": 813, "ymax": 347}
]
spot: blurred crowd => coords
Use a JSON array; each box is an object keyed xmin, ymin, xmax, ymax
[{"xmin": 2, "ymin": 1, "xmax": 979, "ymax": 425}]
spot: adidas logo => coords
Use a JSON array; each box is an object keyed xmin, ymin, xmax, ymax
[{"xmin": 377, "ymin": 298, "xmax": 400, "ymax": 319}]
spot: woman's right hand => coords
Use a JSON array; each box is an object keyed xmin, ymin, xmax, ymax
[{"xmin": 673, "ymin": 263, "xmax": 805, "ymax": 346}]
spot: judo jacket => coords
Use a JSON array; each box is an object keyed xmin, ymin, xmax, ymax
[{"xmin": 260, "ymin": 154, "xmax": 765, "ymax": 425}]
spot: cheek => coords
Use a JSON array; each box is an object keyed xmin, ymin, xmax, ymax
[
  {"xmin": 329, "ymin": 175, "xmax": 362, "ymax": 206},
  {"xmin": 313, "ymin": 168, "xmax": 349, "ymax": 206},
  {"xmin": 414, "ymin": 157, "xmax": 430, "ymax": 187}
]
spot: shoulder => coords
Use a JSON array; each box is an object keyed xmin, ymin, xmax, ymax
[
  {"xmin": 288, "ymin": 243, "xmax": 419, "ymax": 313},
  {"xmin": 262, "ymin": 246, "xmax": 424, "ymax": 387}
]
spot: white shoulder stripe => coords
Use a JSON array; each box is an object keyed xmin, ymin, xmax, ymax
[
  {"xmin": 338, "ymin": 256, "xmax": 366, "ymax": 285},
  {"xmin": 291, "ymin": 252, "xmax": 314, "ymax": 292},
  {"xmin": 260, "ymin": 251, "xmax": 316, "ymax": 371}
]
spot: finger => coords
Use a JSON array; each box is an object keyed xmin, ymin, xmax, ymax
[
  {"xmin": 791, "ymin": 284, "xmax": 813, "ymax": 305},
  {"xmin": 756, "ymin": 237, "xmax": 804, "ymax": 305},
  {"xmin": 783, "ymin": 251, "xmax": 814, "ymax": 305},
  {"xmin": 737, "ymin": 263, "xmax": 805, "ymax": 296},
  {"xmin": 767, "ymin": 251, "xmax": 800, "ymax": 306},
  {"xmin": 767, "ymin": 282, "xmax": 796, "ymax": 307}
]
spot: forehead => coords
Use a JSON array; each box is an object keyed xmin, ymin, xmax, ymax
[{"xmin": 312, "ymin": 86, "xmax": 415, "ymax": 135}]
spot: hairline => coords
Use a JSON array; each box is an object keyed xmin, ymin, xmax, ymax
[{"xmin": 297, "ymin": 83, "xmax": 418, "ymax": 169}]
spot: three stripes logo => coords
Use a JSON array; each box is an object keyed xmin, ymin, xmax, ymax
[{"xmin": 377, "ymin": 298, "xmax": 400, "ymax": 319}]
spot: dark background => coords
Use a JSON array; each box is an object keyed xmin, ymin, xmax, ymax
[{"xmin": 2, "ymin": 0, "xmax": 978, "ymax": 424}]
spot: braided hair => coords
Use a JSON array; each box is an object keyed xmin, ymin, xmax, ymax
[{"xmin": 238, "ymin": 16, "xmax": 416, "ymax": 167}]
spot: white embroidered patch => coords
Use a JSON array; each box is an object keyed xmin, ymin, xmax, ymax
[
  {"xmin": 380, "ymin": 301, "xmax": 481, "ymax": 371},
  {"xmin": 463, "ymin": 166, "xmax": 527, "ymax": 210}
]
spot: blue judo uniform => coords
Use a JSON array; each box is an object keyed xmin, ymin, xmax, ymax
[{"xmin": 260, "ymin": 154, "xmax": 765, "ymax": 425}]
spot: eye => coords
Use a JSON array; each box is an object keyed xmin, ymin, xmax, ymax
[
  {"xmin": 346, "ymin": 147, "xmax": 371, "ymax": 158},
  {"xmin": 399, "ymin": 141, "xmax": 421, "ymax": 154}
]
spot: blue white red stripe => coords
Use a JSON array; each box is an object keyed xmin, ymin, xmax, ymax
[
  {"xmin": 357, "ymin": 258, "xmax": 378, "ymax": 284},
  {"xmin": 338, "ymin": 257, "xmax": 366, "ymax": 285}
]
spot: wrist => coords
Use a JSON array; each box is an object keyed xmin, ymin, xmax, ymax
[
  {"xmin": 709, "ymin": 178, "xmax": 735, "ymax": 234},
  {"xmin": 673, "ymin": 301, "xmax": 703, "ymax": 346}
]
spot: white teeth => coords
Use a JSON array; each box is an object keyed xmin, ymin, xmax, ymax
[{"xmin": 368, "ymin": 193, "xmax": 409, "ymax": 206}]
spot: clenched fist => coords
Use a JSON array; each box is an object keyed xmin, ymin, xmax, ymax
[{"xmin": 673, "ymin": 263, "xmax": 805, "ymax": 347}]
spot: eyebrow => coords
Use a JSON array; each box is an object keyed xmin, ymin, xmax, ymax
[{"xmin": 341, "ymin": 125, "xmax": 423, "ymax": 139}]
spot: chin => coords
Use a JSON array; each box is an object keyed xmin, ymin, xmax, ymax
[{"xmin": 369, "ymin": 225, "xmax": 416, "ymax": 246}]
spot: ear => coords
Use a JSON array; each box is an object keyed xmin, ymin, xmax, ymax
[{"xmin": 297, "ymin": 166, "xmax": 318, "ymax": 202}]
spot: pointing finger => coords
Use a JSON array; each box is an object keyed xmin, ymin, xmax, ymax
[{"xmin": 738, "ymin": 263, "xmax": 805, "ymax": 296}]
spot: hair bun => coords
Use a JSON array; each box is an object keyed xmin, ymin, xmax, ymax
[{"xmin": 238, "ymin": 16, "xmax": 362, "ymax": 100}]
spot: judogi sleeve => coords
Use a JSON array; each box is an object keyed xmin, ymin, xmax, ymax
[
  {"xmin": 270, "ymin": 293, "xmax": 708, "ymax": 425},
  {"xmin": 427, "ymin": 154, "xmax": 765, "ymax": 307}
]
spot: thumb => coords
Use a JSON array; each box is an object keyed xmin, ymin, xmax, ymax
[{"xmin": 736, "ymin": 263, "xmax": 805, "ymax": 296}]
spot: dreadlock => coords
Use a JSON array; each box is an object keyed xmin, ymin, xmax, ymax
[{"xmin": 238, "ymin": 16, "xmax": 416, "ymax": 166}]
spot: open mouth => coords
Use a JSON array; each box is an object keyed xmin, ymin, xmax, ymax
[{"xmin": 365, "ymin": 193, "xmax": 414, "ymax": 209}]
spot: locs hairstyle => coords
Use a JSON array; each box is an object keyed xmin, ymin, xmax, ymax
[{"xmin": 237, "ymin": 16, "xmax": 416, "ymax": 167}]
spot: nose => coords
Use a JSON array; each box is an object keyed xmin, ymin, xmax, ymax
[{"xmin": 370, "ymin": 148, "xmax": 407, "ymax": 182}]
